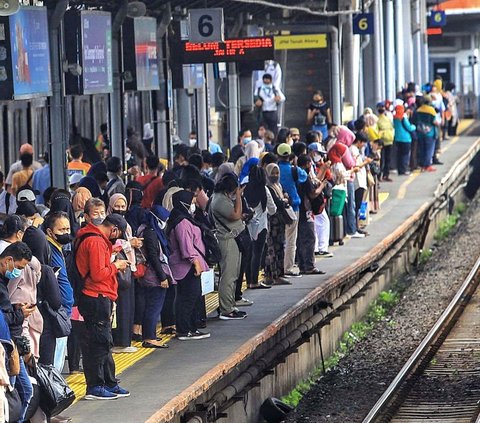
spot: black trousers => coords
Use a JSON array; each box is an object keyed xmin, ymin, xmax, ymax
[
  {"xmin": 161, "ymin": 283, "xmax": 176, "ymax": 328},
  {"xmin": 261, "ymin": 111, "xmax": 278, "ymax": 134},
  {"xmin": 39, "ymin": 321, "xmax": 56, "ymax": 366},
  {"xmin": 245, "ymin": 229, "xmax": 268, "ymax": 286},
  {"xmin": 381, "ymin": 144, "xmax": 392, "ymax": 178},
  {"xmin": 297, "ymin": 219, "xmax": 316, "ymax": 272},
  {"xmin": 175, "ymin": 268, "xmax": 202, "ymax": 335},
  {"xmin": 67, "ymin": 320, "xmax": 86, "ymax": 372},
  {"xmin": 78, "ymin": 294, "xmax": 117, "ymax": 389}
]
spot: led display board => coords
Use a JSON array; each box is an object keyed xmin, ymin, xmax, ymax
[
  {"xmin": 123, "ymin": 17, "xmax": 159, "ymax": 91},
  {"xmin": 172, "ymin": 37, "xmax": 274, "ymax": 64},
  {"xmin": 64, "ymin": 10, "xmax": 113, "ymax": 95},
  {"xmin": 0, "ymin": 6, "xmax": 52, "ymax": 100}
]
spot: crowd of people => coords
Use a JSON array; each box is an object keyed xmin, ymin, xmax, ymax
[{"xmin": 0, "ymin": 77, "xmax": 459, "ymax": 421}]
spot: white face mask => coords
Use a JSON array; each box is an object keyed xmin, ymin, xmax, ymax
[
  {"xmin": 151, "ymin": 212, "xmax": 167, "ymax": 229},
  {"xmin": 188, "ymin": 139, "xmax": 197, "ymax": 147},
  {"xmin": 125, "ymin": 153, "xmax": 132, "ymax": 162},
  {"xmin": 26, "ymin": 219, "xmax": 34, "ymax": 227},
  {"xmin": 313, "ymin": 154, "xmax": 322, "ymax": 163}
]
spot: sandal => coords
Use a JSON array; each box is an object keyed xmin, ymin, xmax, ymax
[
  {"xmin": 142, "ymin": 341, "xmax": 169, "ymax": 349},
  {"xmin": 160, "ymin": 327, "xmax": 176, "ymax": 335},
  {"xmin": 303, "ymin": 268, "xmax": 326, "ymax": 275}
]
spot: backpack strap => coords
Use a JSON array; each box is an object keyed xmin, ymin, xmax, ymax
[{"xmin": 5, "ymin": 192, "xmax": 10, "ymax": 215}]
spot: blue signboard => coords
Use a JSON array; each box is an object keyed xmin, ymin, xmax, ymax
[
  {"xmin": 134, "ymin": 17, "xmax": 159, "ymax": 91},
  {"xmin": 353, "ymin": 13, "xmax": 374, "ymax": 35},
  {"xmin": 9, "ymin": 7, "xmax": 51, "ymax": 99},
  {"xmin": 429, "ymin": 11, "xmax": 446, "ymax": 27},
  {"xmin": 81, "ymin": 11, "xmax": 113, "ymax": 94}
]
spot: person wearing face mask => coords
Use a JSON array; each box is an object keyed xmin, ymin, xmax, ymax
[
  {"xmin": 75, "ymin": 210, "xmax": 130, "ymax": 400},
  {"xmin": 166, "ymin": 190, "xmax": 210, "ymax": 339},
  {"xmin": 47, "ymin": 189, "xmax": 80, "ymax": 236},
  {"xmin": 254, "ymin": 74, "xmax": 285, "ymax": 134},
  {"xmin": 43, "ymin": 212, "xmax": 74, "ymax": 372},
  {"xmin": 0, "ymin": 242, "xmax": 35, "ymax": 422},
  {"xmin": 230, "ymin": 129, "xmax": 253, "ymax": 165},
  {"xmin": 187, "ymin": 131, "xmax": 198, "ymax": 148},
  {"xmin": 136, "ymin": 205, "xmax": 172, "ymax": 348},
  {"xmin": 107, "ymin": 194, "xmax": 142, "ymax": 353}
]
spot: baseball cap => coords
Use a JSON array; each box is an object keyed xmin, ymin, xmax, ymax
[
  {"xmin": 277, "ymin": 143, "xmax": 292, "ymax": 157},
  {"xmin": 16, "ymin": 188, "xmax": 37, "ymax": 202},
  {"xmin": 69, "ymin": 173, "xmax": 83, "ymax": 186},
  {"xmin": 290, "ymin": 128, "xmax": 300, "ymax": 136},
  {"xmin": 308, "ymin": 142, "xmax": 326, "ymax": 154},
  {"xmin": 105, "ymin": 214, "xmax": 128, "ymax": 238},
  {"xmin": 376, "ymin": 101, "xmax": 385, "ymax": 108}
]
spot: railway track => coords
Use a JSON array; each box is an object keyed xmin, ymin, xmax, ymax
[{"xmin": 363, "ymin": 256, "xmax": 480, "ymax": 423}]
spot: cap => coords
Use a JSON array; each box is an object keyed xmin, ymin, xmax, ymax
[
  {"xmin": 15, "ymin": 201, "xmax": 38, "ymax": 217},
  {"xmin": 376, "ymin": 101, "xmax": 385, "ymax": 108},
  {"xmin": 105, "ymin": 214, "xmax": 128, "ymax": 237},
  {"xmin": 290, "ymin": 127, "xmax": 300, "ymax": 136},
  {"xmin": 277, "ymin": 143, "xmax": 292, "ymax": 157},
  {"xmin": 16, "ymin": 188, "xmax": 37, "ymax": 202},
  {"xmin": 308, "ymin": 142, "xmax": 326, "ymax": 154},
  {"xmin": 69, "ymin": 173, "xmax": 83, "ymax": 186}
]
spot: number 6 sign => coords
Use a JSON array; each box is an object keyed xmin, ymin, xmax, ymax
[
  {"xmin": 189, "ymin": 8, "xmax": 224, "ymax": 43},
  {"xmin": 353, "ymin": 13, "xmax": 374, "ymax": 35}
]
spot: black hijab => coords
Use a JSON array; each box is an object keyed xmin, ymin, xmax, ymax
[
  {"xmin": 125, "ymin": 181, "xmax": 145, "ymax": 236},
  {"xmin": 166, "ymin": 190, "xmax": 198, "ymax": 235},
  {"xmin": 244, "ymin": 165, "xmax": 267, "ymax": 210},
  {"xmin": 48, "ymin": 190, "xmax": 79, "ymax": 235}
]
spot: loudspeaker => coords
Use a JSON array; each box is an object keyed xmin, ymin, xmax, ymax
[
  {"xmin": 0, "ymin": 0, "xmax": 19, "ymax": 16},
  {"xmin": 127, "ymin": 1, "xmax": 146, "ymax": 18}
]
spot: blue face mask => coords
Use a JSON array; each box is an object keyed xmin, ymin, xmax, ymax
[
  {"xmin": 243, "ymin": 137, "xmax": 252, "ymax": 145},
  {"xmin": 5, "ymin": 261, "xmax": 21, "ymax": 280}
]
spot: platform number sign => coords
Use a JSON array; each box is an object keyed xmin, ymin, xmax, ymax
[
  {"xmin": 353, "ymin": 13, "xmax": 374, "ymax": 35},
  {"xmin": 189, "ymin": 8, "xmax": 224, "ymax": 43},
  {"xmin": 429, "ymin": 11, "xmax": 446, "ymax": 27}
]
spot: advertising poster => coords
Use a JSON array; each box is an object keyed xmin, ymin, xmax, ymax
[
  {"xmin": 81, "ymin": 11, "xmax": 113, "ymax": 94},
  {"xmin": 9, "ymin": 7, "xmax": 51, "ymax": 99},
  {"xmin": 134, "ymin": 17, "xmax": 159, "ymax": 90}
]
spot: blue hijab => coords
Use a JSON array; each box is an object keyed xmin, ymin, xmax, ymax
[
  {"xmin": 145, "ymin": 205, "xmax": 170, "ymax": 256},
  {"xmin": 239, "ymin": 157, "xmax": 259, "ymax": 183}
]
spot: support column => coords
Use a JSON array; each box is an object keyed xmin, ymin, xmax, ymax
[
  {"xmin": 109, "ymin": 39, "xmax": 123, "ymax": 159},
  {"xmin": 343, "ymin": 14, "xmax": 356, "ymax": 108},
  {"xmin": 373, "ymin": 0, "xmax": 384, "ymax": 103},
  {"xmin": 403, "ymin": 0, "xmax": 414, "ymax": 83},
  {"xmin": 384, "ymin": 0, "xmax": 395, "ymax": 100},
  {"xmin": 228, "ymin": 62, "xmax": 240, "ymax": 150},
  {"xmin": 195, "ymin": 66, "xmax": 208, "ymax": 151},
  {"xmin": 419, "ymin": 0, "xmax": 429, "ymax": 83},
  {"xmin": 412, "ymin": 0, "xmax": 422, "ymax": 85},
  {"xmin": 394, "ymin": 0, "xmax": 405, "ymax": 91},
  {"xmin": 48, "ymin": 0, "xmax": 68, "ymax": 188}
]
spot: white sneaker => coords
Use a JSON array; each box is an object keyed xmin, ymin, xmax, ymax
[
  {"xmin": 112, "ymin": 346, "xmax": 138, "ymax": 354},
  {"xmin": 351, "ymin": 232, "xmax": 365, "ymax": 238},
  {"xmin": 236, "ymin": 298, "xmax": 253, "ymax": 307}
]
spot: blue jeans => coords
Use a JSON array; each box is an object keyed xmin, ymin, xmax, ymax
[
  {"xmin": 395, "ymin": 142, "xmax": 411, "ymax": 174},
  {"xmin": 418, "ymin": 134, "xmax": 435, "ymax": 167},
  {"xmin": 15, "ymin": 357, "xmax": 33, "ymax": 421},
  {"xmin": 142, "ymin": 286, "xmax": 167, "ymax": 340},
  {"xmin": 346, "ymin": 180, "xmax": 357, "ymax": 235}
]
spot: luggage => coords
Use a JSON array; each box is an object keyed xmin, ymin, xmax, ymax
[
  {"xmin": 330, "ymin": 187, "xmax": 347, "ymax": 216},
  {"xmin": 329, "ymin": 215, "xmax": 345, "ymax": 246}
]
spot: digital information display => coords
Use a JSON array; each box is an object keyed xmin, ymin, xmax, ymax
[
  {"xmin": 176, "ymin": 37, "xmax": 274, "ymax": 64},
  {"xmin": 81, "ymin": 11, "xmax": 113, "ymax": 94},
  {"xmin": 9, "ymin": 7, "xmax": 51, "ymax": 99},
  {"xmin": 134, "ymin": 17, "xmax": 159, "ymax": 90}
]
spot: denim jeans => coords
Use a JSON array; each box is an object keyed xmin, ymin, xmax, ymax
[
  {"xmin": 395, "ymin": 142, "xmax": 411, "ymax": 174},
  {"xmin": 418, "ymin": 135, "xmax": 435, "ymax": 167},
  {"xmin": 15, "ymin": 357, "xmax": 33, "ymax": 421},
  {"xmin": 142, "ymin": 286, "xmax": 167, "ymax": 340},
  {"xmin": 346, "ymin": 181, "xmax": 357, "ymax": 235}
]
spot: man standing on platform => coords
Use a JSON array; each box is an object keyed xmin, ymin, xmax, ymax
[{"xmin": 76, "ymin": 213, "xmax": 130, "ymax": 400}]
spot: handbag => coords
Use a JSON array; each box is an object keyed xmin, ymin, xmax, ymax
[
  {"xmin": 132, "ymin": 248, "xmax": 146, "ymax": 279},
  {"xmin": 34, "ymin": 362, "xmax": 75, "ymax": 417},
  {"xmin": 5, "ymin": 386, "xmax": 22, "ymax": 423},
  {"xmin": 213, "ymin": 213, "xmax": 251, "ymax": 254},
  {"xmin": 268, "ymin": 187, "xmax": 294, "ymax": 225},
  {"xmin": 39, "ymin": 301, "xmax": 71, "ymax": 338},
  {"xmin": 8, "ymin": 343, "xmax": 20, "ymax": 376}
]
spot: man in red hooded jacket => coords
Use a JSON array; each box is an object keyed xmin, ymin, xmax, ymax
[{"xmin": 76, "ymin": 202, "xmax": 130, "ymax": 400}]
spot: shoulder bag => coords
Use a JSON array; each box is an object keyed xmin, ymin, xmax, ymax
[
  {"xmin": 213, "ymin": 213, "xmax": 251, "ymax": 254},
  {"xmin": 39, "ymin": 301, "xmax": 71, "ymax": 338}
]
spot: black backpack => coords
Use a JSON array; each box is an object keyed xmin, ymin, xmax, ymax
[{"xmin": 66, "ymin": 233, "xmax": 101, "ymax": 305}]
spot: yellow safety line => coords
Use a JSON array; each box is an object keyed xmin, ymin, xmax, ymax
[{"xmin": 397, "ymin": 170, "xmax": 421, "ymax": 200}]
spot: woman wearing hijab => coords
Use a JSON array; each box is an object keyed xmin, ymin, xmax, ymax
[
  {"xmin": 72, "ymin": 187, "xmax": 92, "ymax": 225},
  {"xmin": 137, "ymin": 205, "xmax": 172, "ymax": 348},
  {"xmin": 264, "ymin": 164, "xmax": 289, "ymax": 285},
  {"xmin": 214, "ymin": 162, "xmax": 235, "ymax": 184},
  {"xmin": 124, "ymin": 181, "xmax": 145, "ymax": 236},
  {"xmin": 243, "ymin": 166, "xmax": 276, "ymax": 289},
  {"xmin": 236, "ymin": 141, "xmax": 260, "ymax": 180},
  {"xmin": 48, "ymin": 189, "xmax": 79, "ymax": 236},
  {"xmin": 167, "ymin": 190, "xmax": 209, "ymax": 340}
]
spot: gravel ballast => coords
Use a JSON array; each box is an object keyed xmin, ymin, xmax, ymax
[{"xmin": 286, "ymin": 198, "xmax": 480, "ymax": 423}]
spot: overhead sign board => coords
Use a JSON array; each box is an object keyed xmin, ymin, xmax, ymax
[
  {"xmin": 353, "ymin": 13, "xmax": 374, "ymax": 35},
  {"xmin": 174, "ymin": 37, "xmax": 274, "ymax": 64},
  {"xmin": 189, "ymin": 8, "xmax": 224, "ymax": 43},
  {"xmin": 274, "ymin": 34, "xmax": 327, "ymax": 50},
  {"xmin": 429, "ymin": 11, "xmax": 446, "ymax": 27}
]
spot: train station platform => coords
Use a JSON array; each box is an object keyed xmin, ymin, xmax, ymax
[{"xmin": 66, "ymin": 121, "xmax": 480, "ymax": 423}]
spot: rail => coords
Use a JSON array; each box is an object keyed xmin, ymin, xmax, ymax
[{"xmin": 362, "ymin": 255, "xmax": 480, "ymax": 423}]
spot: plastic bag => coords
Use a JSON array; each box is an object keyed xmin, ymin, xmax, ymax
[{"xmin": 35, "ymin": 363, "xmax": 75, "ymax": 417}]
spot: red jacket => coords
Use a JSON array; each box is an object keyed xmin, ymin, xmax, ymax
[
  {"xmin": 76, "ymin": 223, "xmax": 119, "ymax": 301},
  {"xmin": 137, "ymin": 174, "xmax": 164, "ymax": 208}
]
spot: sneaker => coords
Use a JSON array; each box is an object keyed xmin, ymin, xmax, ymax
[
  {"xmin": 85, "ymin": 386, "xmax": 119, "ymax": 400},
  {"xmin": 219, "ymin": 310, "xmax": 248, "ymax": 320},
  {"xmin": 284, "ymin": 271, "xmax": 302, "ymax": 278},
  {"xmin": 192, "ymin": 330, "xmax": 211, "ymax": 339},
  {"xmin": 425, "ymin": 166, "xmax": 437, "ymax": 172},
  {"xmin": 112, "ymin": 346, "xmax": 138, "ymax": 354},
  {"xmin": 105, "ymin": 385, "xmax": 130, "ymax": 398},
  {"xmin": 317, "ymin": 251, "xmax": 333, "ymax": 258},
  {"xmin": 235, "ymin": 298, "xmax": 253, "ymax": 307},
  {"xmin": 351, "ymin": 232, "xmax": 365, "ymax": 238}
]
